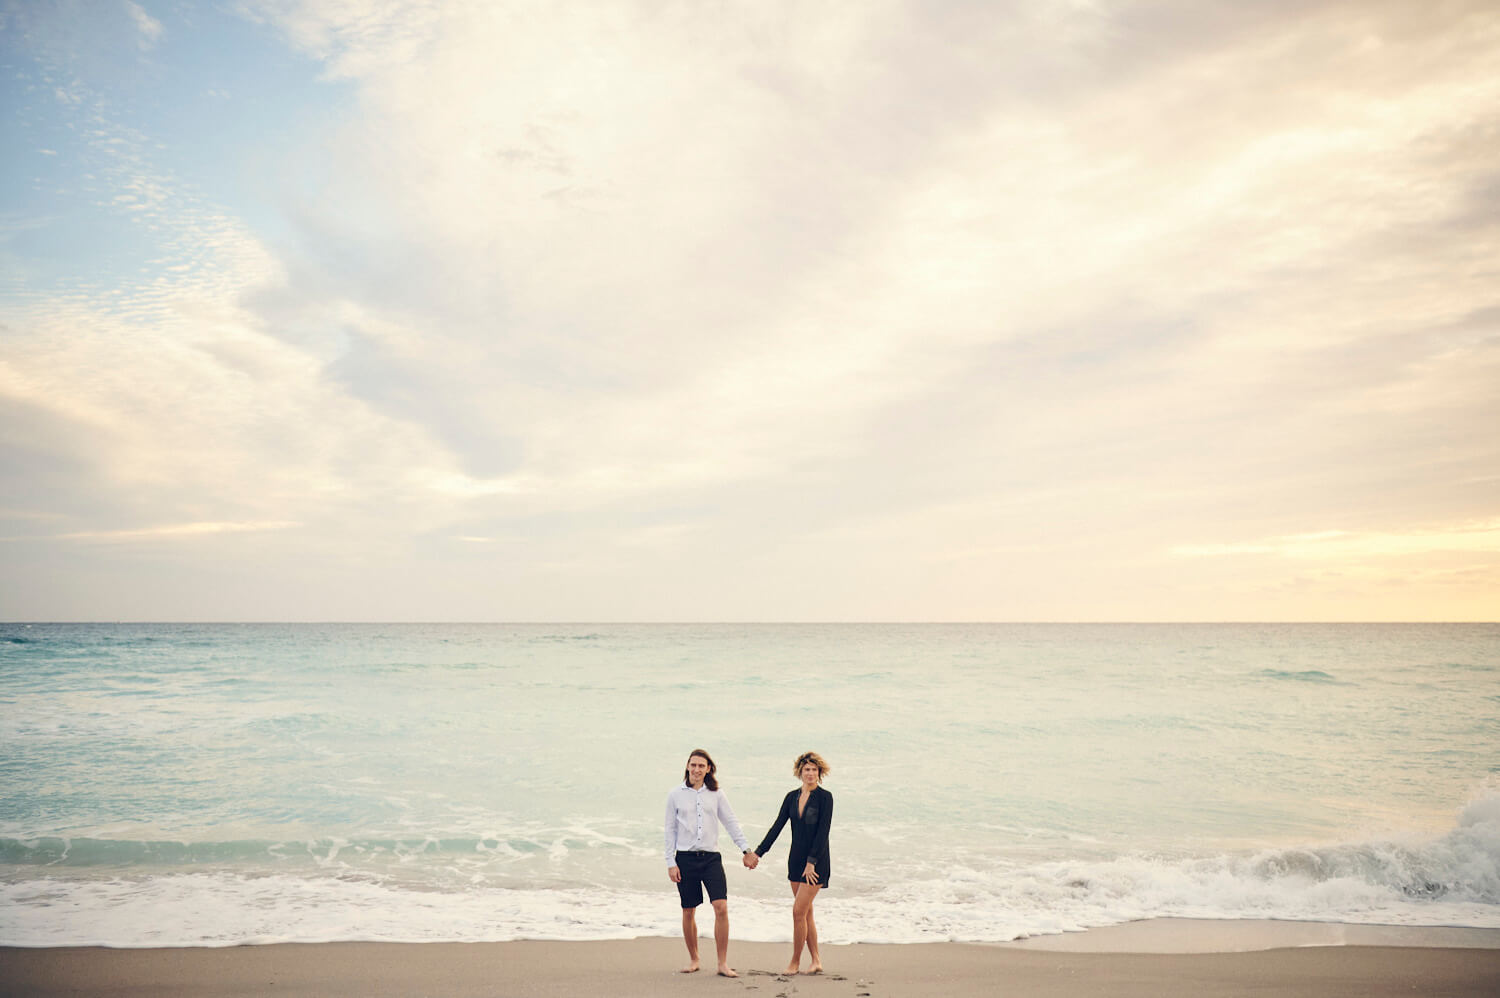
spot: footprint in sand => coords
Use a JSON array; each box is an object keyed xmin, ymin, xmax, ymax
[{"xmin": 739, "ymin": 967, "xmax": 868, "ymax": 998}]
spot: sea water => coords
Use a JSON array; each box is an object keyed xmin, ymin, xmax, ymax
[{"xmin": 1, "ymin": 622, "xmax": 1496, "ymax": 947}]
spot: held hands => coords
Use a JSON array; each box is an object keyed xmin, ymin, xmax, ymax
[
  {"xmin": 803, "ymin": 862, "xmax": 819, "ymax": 885},
  {"xmin": 742, "ymin": 851, "xmax": 759, "ymax": 869}
]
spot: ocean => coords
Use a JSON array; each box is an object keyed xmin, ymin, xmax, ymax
[{"xmin": 1, "ymin": 622, "xmax": 1496, "ymax": 947}]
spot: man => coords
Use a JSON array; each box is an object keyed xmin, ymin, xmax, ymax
[{"xmin": 664, "ymin": 748, "xmax": 759, "ymax": 977}]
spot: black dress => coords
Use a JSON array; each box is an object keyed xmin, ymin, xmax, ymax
[{"xmin": 755, "ymin": 785, "xmax": 833, "ymax": 887}]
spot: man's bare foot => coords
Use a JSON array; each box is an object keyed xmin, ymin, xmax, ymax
[
  {"xmin": 716, "ymin": 965, "xmax": 738, "ymax": 978},
  {"xmin": 680, "ymin": 961, "xmax": 700, "ymax": 974}
]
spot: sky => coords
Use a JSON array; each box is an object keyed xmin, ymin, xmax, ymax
[{"xmin": 1, "ymin": 0, "xmax": 1497, "ymax": 622}]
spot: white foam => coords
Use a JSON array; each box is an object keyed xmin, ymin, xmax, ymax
[
  {"xmin": 1461, "ymin": 791, "xmax": 1500, "ymax": 829},
  {"xmin": 4, "ymin": 795, "xmax": 1497, "ymax": 948},
  {"xmin": 3, "ymin": 834, "xmax": 1497, "ymax": 949},
  {"xmin": 0, "ymin": 874, "xmax": 769, "ymax": 948}
]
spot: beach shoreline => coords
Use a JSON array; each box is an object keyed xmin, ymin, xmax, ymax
[
  {"xmin": 997, "ymin": 916, "xmax": 1500, "ymax": 952},
  {"xmin": 3, "ymin": 922, "xmax": 1497, "ymax": 998}
]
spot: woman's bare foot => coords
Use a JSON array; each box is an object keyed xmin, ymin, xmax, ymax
[
  {"xmin": 679, "ymin": 960, "xmax": 700, "ymax": 974},
  {"xmin": 717, "ymin": 964, "xmax": 738, "ymax": 978},
  {"xmin": 807, "ymin": 962, "xmax": 824, "ymax": 974},
  {"xmin": 783, "ymin": 963, "xmax": 801, "ymax": 975}
]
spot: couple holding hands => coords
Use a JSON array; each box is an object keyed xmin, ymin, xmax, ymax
[{"xmin": 664, "ymin": 749, "xmax": 833, "ymax": 978}]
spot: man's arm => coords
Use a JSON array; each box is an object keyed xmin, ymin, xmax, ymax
[
  {"xmin": 664, "ymin": 791, "xmax": 679, "ymax": 866},
  {"xmin": 716, "ymin": 790, "xmax": 752, "ymax": 854}
]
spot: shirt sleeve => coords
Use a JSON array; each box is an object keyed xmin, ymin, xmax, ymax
[
  {"xmin": 755, "ymin": 792, "xmax": 792, "ymax": 857},
  {"xmin": 664, "ymin": 791, "xmax": 679, "ymax": 865},
  {"xmin": 716, "ymin": 790, "xmax": 751, "ymax": 853},
  {"xmin": 806, "ymin": 790, "xmax": 832, "ymax": 867}
]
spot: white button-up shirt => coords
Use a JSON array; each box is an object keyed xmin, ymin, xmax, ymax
[{"xmin": 664, "ymin": 782, "xmax": 750, "ymax": 865}]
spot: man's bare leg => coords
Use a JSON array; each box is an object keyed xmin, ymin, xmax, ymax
[
  {"xmin": 712, "ymin": 898, "xmax": 737, "ymax": 977},
  {"xmin": 680, "ymin": 909, "xmax": 700, "ymax": 973}
]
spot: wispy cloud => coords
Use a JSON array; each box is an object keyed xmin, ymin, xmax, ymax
[
  {"xmin": 50, "ymin": 520, "xmax": 301, "ymax": 542},
  {"xmin": 124, "ymin": 1, "xmax": 163, "ymax": 49},
  {"xmin": 1173, "ymin": 520, "xmax": 1500, "ymax": 560}
]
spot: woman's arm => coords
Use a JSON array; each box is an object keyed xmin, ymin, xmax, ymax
[
  {"xmin": 754, "ymin": 792, "xmax": 792, "ymax": 856},
  {"xmin": 805, "ymin": 789, "xmax": 832, "ymax": 868}
]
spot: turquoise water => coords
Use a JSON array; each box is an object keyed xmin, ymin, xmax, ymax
[{"xmin": 2, "ymin": 622, "xmax": 1497, "ymax": 946}]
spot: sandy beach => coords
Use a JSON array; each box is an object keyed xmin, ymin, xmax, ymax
[{"xmin": 3, "ymin": 924, "xmax": 1498, "ymax": 998}]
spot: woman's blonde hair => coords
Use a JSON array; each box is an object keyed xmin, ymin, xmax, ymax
[{"xmin": 793, "ymin": 751, "xmax": 830, "ymax": 781}]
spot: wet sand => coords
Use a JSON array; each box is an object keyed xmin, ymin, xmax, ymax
[{"xmin": 3, "ymin": 926, "xmax": 1498, "ymax": 998}]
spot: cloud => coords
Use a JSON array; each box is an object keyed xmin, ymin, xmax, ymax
[
  {"xmin": 0, "ymin": 0, "xmax": 163, "ymax": 80},
  {"xmin": 44, "ymin": 520, "xmax": 301, "ymax": 542},
  {"xmin": 234, "ymin": 0, "xmax": 445, "ymax": 78},
  {"xmin": 124, "ymin": 1, "xmax": 162, "ymax": 49},
  {"xmin": 1172, "ymin": 520, "xmax": 1500, "ymax": 560},
  {"xmin": 4, "ymin": 0, "xmax": 1498, "ymax": 619}
]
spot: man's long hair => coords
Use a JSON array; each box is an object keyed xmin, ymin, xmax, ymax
[{"xmin": 685, "ymin": 749, "xmax": 719, "ymax": 791}]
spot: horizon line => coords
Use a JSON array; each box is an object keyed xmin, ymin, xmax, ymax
[{"xmin": 3, "ymin": 620, "xmax": 1496, "ymax": 626}]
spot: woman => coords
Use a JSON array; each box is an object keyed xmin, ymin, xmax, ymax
[{"xmin": 752, "ymin": 751, "xmax": 832, "ymax": 975}]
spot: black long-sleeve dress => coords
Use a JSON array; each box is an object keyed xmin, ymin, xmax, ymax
[{"xmin": 755, "ymin": 785, "xmax": 833, "ymax": 887}]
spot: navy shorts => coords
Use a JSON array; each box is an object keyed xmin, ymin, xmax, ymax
[{"xmin": 674, "ymin": 850, "xmax": 728, "ymax": 908}]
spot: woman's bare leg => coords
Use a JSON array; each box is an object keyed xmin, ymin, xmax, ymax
[
  {"xmin": 806, "ymin": 897, "xmax": 822, "ymax": 973},
  {"xmin": 785, "ymin": 883, "xmax": 821, "ymax": 974}
]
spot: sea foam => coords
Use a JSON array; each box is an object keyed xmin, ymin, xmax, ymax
[{"xmin": 3, "ymin": 792, "xmax": 1496, "ymax": 947}]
